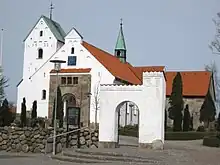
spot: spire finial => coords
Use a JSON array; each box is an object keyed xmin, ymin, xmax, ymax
[
  {"xmin": 49, "ymin": 1, "xmax": 54, "ymax": 20},
  {"xmin": 120, "ymin": 18, "xmax": 123, "ymax": 27}
]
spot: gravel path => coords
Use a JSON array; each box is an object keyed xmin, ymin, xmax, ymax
[{"xmin": 0, "ymin": 137, "xmax": 219, "ymax": 165}]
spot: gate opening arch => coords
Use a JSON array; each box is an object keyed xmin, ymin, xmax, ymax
[
  {"xmin": 98, "ymin": 72, "xmax": 166, "ymax": 149},
  {"xmin": 116, "ymin": 100, "xmax": 140, "ymax": 145}
]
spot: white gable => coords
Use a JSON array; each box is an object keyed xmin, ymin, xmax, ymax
[{"xmin": 65, "ymin": 28, "xmax": 83, "ymax": 43}]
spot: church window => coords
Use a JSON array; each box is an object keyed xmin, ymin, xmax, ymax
[
  {"xmin": 40, "ymin": 31, "xmax": 43, "ymax": 37},
  {"xmin": 71, "ymin": 47, "xmax": 75, "ymax": 54},
  {"xmin": 42, "ymin": 90, "xmax": 46, "ymax": 100},
  {"xmin": 116, "ymin": 51, "xmax": 121, "ymax": 57},
  {"xmin": 67, "ymin": 77, "xmax": 72, "ymax": 84},
  {"xmin": 73, "ymin": 77, "xmax": 78, "ymax": 84},
  {"xmin": 61, "ymin": 77, "xmax": 66, "ymax": 84},
  {"xmin": 38, "ymin": 48, "xmax": 43, "ymax": 59},
  {"xmin": 68, "ymin": 56, "xmax": 77, "ymax": 66}
]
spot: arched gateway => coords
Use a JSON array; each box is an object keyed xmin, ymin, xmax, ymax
[{"xmin": 98, "ymin": 71, "xmax": 166, "ymax": 149}]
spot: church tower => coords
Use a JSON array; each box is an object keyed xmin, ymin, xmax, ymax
[{"xmin": 115, "ymin": 19, "xmax": 127, "ymax": 63}]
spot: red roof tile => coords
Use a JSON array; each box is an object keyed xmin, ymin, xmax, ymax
[
  {"xmin": 82, "ymin": 41, "xmax": 141, "ymax": 84},
  {"xmin": 82, "ymin": 41, "xmax": 211, "ymax": 97},
  {"xmin": 166, "ymin": 71, "xmax": 211, "ymax": 97},
  {"xmin": 132, "ymin": 66, "xmax": 165, "ymax": 81},
  {"xmin": 50, "ymin": 68, "xmax": 91, "ymax": 73}
]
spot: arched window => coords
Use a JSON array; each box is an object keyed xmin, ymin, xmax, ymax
[
  {"xmin": 116, "ymin": 51, "xmax": 121, "ymax": 57},
  {"xmin": 40, "ymin": 30, "xmax": 43, "ymax": 37},
  {"xmin": 71, "ymin": 47, "xmax": 75, "ymax": 54},
  {"xmin": 38, "ymin": 48, "xmax": 43, "ymax": 59},
  {"xmin": 42, "ymin": 90, "xmax": 46, "ymax": 100}
]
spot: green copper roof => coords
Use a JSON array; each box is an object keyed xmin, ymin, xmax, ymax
[
  {"xmin": 42, "ymin": 15, "xmax": 66, "ymax": 42},
  {"xmin": 24, "ymin": 15, "xmax": 66, "ymax": 43},
  {"xmin": 115, "ymin": 23, "xmax": 126, "ymax": 50}
]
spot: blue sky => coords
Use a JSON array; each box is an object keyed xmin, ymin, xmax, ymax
[{"xmin": 0, "ymin": 0, "xmax": 220, "ymax": 103}]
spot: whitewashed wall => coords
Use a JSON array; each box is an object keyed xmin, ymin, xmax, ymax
[
  {"xmin": 17, "ymin": 17, "xmax": 61, "ymax": 117},
  {"xmin": 51, "ymin": 28, "xmax": 115, "ymax": 123},
  {"xmin": 99, "ymin": 72, "xmax": 166, "ymax": 145}
]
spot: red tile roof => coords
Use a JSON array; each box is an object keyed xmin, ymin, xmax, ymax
[
  {"xmin": 166, "ymin": 71, "xmax": 211, "ymax": 97},
  {"xmin": 132, "ymin": 66, "xmax": 165, "ymax": 81},
  {"xmin": 82, "ymin": 41, "xmax": 142, "ymax": 84},
  {"xmin": 50, "ymin": 68, "xmax": 91, "ymax": 73},
  {"xmin": 82, "ymin": 41, "xmax": 211, "ymax": 97}
]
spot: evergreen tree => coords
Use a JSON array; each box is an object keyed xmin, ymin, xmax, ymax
[
  {"xmin": 20, "ymin": 97, "xmax": 27, "ymax": 127},
  {"xmin": 200, "ymin": 90, "xmax": 216, "ymax": 128},
  {"xmin": 217, "ymin": 112, "xmax": 220, "ymax": 131},
  {"xmin": 189, "ymin": 114, "xmax": 194, "ymax": 131},
  {"xmin": 31, "ymin": 100, "xmax": 37, "ymax": 127},
  {"xmin": 0, "ymin": 67, "xmax": 9, "ymax": 104},
  {"xmin": 31, "ymin": 100, "xmax": 37, "ymax": 119},
  {"xmin": 183, "ymin": 104, "xmax": 191, "ymax": 132},
  {"xmin": 51, "ymin": 86, "xmax": 63, "ymax": 128},
  {"xmin": 57, "ymin": 86, "xmax": 63, "ymax": 128},
  {"xmin": 0, "ymin": 99, "xmax": 12, "ymax": 126},
  {"xmin": 51, "ymin": 99, "xmax": 55, "ymax": 127},
  {"xmin": 168, "ymin": 72, "xmax": 184, "ymax": 131}
]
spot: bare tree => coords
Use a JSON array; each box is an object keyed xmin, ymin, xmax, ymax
[
  {"xmin": 208, "ymin": 12, "xmax": 220, "ymax": 114},
  {"xmin": 205, "ymin": 62, "xmax": 220, "ymax": 113},
  {"xmin": 93, "ymin": 83, "xmax": 100, "ymax": 128},
  {"xmin": 92, "ymin": 73, "xmax": 101, "ymax": 129},
  {"xmin": 209, "ymin": 12, "xmax": 220, "ymax": 54}
]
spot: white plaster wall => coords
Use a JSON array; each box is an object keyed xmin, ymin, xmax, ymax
[
  {"xmin": 51, "ymin": 29, "xmax": 115, "ymax": 123},
  {"xmin": 99, "ymin": 72, "xmax": 165, "ymax": 145},
  {"xmin": 17, "ymin": 17, "xmax": 61, "ymax": 117}
]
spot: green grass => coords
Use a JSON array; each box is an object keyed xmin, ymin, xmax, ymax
[{"xmin": 118, "ymin": 128, "xmax": 217, "ymax": 140}]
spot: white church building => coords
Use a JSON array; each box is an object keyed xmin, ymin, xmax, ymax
[{"xmin": 16, "ymin": 14, "xmax": 164, "ymax": 127}]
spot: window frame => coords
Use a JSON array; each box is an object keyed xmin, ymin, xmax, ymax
[
  {"xmin": 67, "ymin": 77, "xmax": 72, "ymax": 85},
  {"xmin": 42, "ymin": 89, "xmax": 46, "ymax": 100},
  {"xmin": 38, "ymin": 48, "xmax": 43, "ymax": 59},
  {"xmin": 61, "ymin": 77, "xmax": 67, "ymax": 85},
  {"xmin": 73, "ymin": 77, "xmax": 78, "ymax": 84},
  {"xmin": 67, "ymin": 56, "xmax": 77, "ymax": 66},
  {"xmin": 40, "ymin": 30, "xmax": 43, "ymax": 37},
  {"xmin": 71, "ymin": 47, "xmax": 75, "ymax": 54}
]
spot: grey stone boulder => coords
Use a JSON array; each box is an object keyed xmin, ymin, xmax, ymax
[
  {"xmin": 152, "ymin": 139, "xmax": 164, "ymax": 150},
  {"xmin": 22, "ymin": 144, "xmax": 29, "ymax": 153}
]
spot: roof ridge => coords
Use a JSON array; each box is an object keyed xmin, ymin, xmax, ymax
[
  {"xmin": 134, "ymin": 66, "xmax": 165, "ymax": 68},
  {"xmin": 65, "ymin": 27, "xmax": 83, "ymax": 39},
  {"xmin": 126, "ymin": 63, "xmax": 142, "ymax": 82},
  {"xmin": 166, "ymin": 70, "xmax": 210, "ymax": 73},
  {"xmin": 166, "ymin": 71, "xmax": 211, "ymax": 74},
  {"xmin": 82, "ymin": 41, "xmax": 141, "ymax": 84},
  {"xmin": 24, "ymin": 15, "xmax": 66, "ymax": 42},
  {"xmin": 83, "ymin": 41, "xmax": 122, "ymax": 61}
]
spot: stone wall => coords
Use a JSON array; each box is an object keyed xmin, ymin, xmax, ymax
[
  {"xmin": 166, "ymin": 97, "xmax": 204, "ymax": 130},
  {"xmin": 0, "ymin": 126, "xmax": 98, "ymax": 153}
]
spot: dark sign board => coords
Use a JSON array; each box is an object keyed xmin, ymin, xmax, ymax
[{"xmin": 67, "ymin": 107, "xmax": 80, "ymax": 126}]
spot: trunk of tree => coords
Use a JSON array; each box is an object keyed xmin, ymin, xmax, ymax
[{"xmin": 95, "ymin": 108, "xmax": 97, "ymax": 129}]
